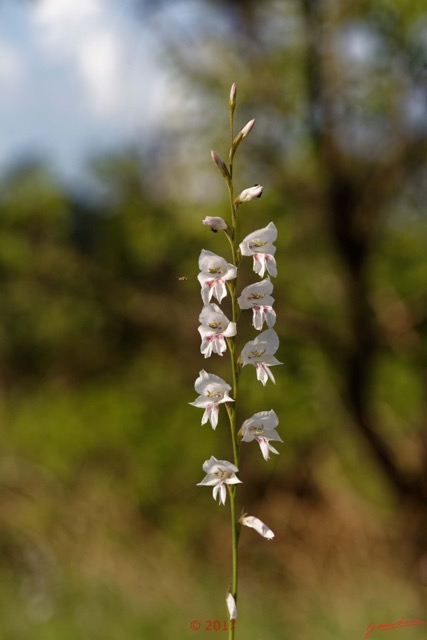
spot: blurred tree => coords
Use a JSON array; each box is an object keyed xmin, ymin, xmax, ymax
[
  {"xmin": 137, "ymin": 0, "xmax": 427, "ymax": 572},
  {"xmin": 0, "ymin": 153, "xmax": 199, "ymax": 384}
]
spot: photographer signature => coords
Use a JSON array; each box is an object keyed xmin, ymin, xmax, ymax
[{"xmin": 365, "ymin": 617, "xmax": 425, "ymax": 638}]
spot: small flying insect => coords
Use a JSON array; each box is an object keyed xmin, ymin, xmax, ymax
[{"xmin": 178, "ymin": 275, "xmax": 188, "ymax": 281}]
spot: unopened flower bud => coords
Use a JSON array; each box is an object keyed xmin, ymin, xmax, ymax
[
  {"xmin": 229, "ymin": 82, "xmax": 237, "ymax": 111},
  {"xmin": 231, "ymin": 119, "xmax": 256, "ymax": 156},
  {"xmin": 226, "ymin": 592, "xmax": 237, "ymax": 620},
  {"xmin": 202, "ymin": 216, "xmax": 228, "ymax": 233},
  {"xmin": 211, "ymin": 150, "xmax": 230, "ymax": 179},
  {"xmin": 235, "ymin": 184, "xmax": 263, "ymax": 205},
  {"xmin": 240, "ymin": 118, "xmax": 255, "ymax": 140}
]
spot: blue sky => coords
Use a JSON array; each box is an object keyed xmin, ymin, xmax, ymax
[{"xmin": 0, "ymin": 0, "xmax": 177, "ymax": 184}]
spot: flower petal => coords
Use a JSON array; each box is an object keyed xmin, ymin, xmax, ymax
[
  {"xmin": 265, "ymin": 255, "xmax": 277, "ymax": 277},
  {"xmin": 257, "ymin": 437, "xmax": 280, "ymax": 460}
]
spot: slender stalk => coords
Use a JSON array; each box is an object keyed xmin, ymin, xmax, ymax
[
  {"xmin": 225, "ymin": 399, "xmax": 238, "ymax": 469},
  {"xmin": 228, "ymin": 483, "xmax": 239, "ymax": 639},
  {"xmin": 226, "ymin": 101, "xmax": 240, "ymax": 640},
  {"xmin": 197, "ymin": 84, "xmax": 277, "ymax": 640}
]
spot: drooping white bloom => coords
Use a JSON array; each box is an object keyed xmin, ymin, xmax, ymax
[
  {"xmin": 235, "ymin": 184, "xmax": 263, "ymax": 204},
  {"xmin": 197, "ymin": 456, "xmax": 241, "ymax": 505},
  {"xmin": 240, "ymin": 329, "xmax": 282, "ymax": 385},
  {"xmin": 226, "ymin": 592, "xmax": 237, "ymax": 620},
  {"xmin": 239, "ymin": 410, "xmax": 282, "ymax": 460},
  {"xmin": 202, "ymin": 216, "xmax": 228, "ymax": 232},
  {"xmin": 239, "ymin": 222, "xmax": 277, "ymax": 278},
  {"xmin": 237, "ymin": 278, "xmax": 276, "ymax": 330},
  {"xmin": 197, "ymin": 250, "xmax": 237, "ymax": 304},
  {"xmin": 198, "ymin": 304, "xmax": 237, "ymax": 358},
  {"xmin": 189, "ymin": 370, "xmax": 234, "ymax": 429},
  {"xmin": 240, "ymin": 515, "xmax": 275, "ymax": 540}
]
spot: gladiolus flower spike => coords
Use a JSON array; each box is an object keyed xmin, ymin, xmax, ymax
[{"xmin": 190, "ymin": 82, "xmax": 283, "ymax": 636}]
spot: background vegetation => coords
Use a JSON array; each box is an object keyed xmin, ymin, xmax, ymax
[{"xmin": 1, "ymin": 0, "xmax": 427, "ymax": 638}]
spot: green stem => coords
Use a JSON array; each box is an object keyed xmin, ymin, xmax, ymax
[
  {"xmin": 228, "ymin": 484, "xmax": 239, "ymax": 640},
  {"xmin": 225, "ymin": 400, "xmax": 238, "ymax": 469},
  {"xmin": 226, "ymin": 101, "xmax": 240, "ymax": 640},
  {"xmin": 229, "ymin": 104, "xmax": 234, "ymax": 153}
]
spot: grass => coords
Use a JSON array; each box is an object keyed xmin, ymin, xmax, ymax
[{"xmin": 0, "ymin": 373, "xmax": 425, "ymax": 639}]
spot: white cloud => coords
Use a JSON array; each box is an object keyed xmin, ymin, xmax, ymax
[
  {"xmin": 33, "ymin": 0, "xmax": 132, "ymax": 119},
  {"xmin": 79, "ymin": 31, "xmax": 127, "ymax": 116},
  {"xmin": 0, "ymin": 0, "xmax": 177, "ymax": 180},
  {"xmin": 0, "ymin": 41, "xmax": 24, "ymax": 90},
  {"xmin": 34, "ymin": 0, "xmax": 103, "ymax": 43}
]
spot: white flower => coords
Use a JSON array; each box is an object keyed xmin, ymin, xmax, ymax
[
  {"xmin": 239, "ymin": 222, "xmax": 277, "ymax": 278},
  {"xmin": 197, "ymin": 456, "xmax": 241, "ymax": 505},
  {"xmin": 240, "ymin": 329, "xmax": 282, "ymax": 385},
  {"xmin": 237, "ymin": 279, "xmax": 276, "ymax": 330},
  {"xmin": 239, "ymin": 410, "xmax": 282, "ymax": 460},
  {"xmin": 235, "ymin": 184, "xmax": 263, "ymax": 204},
  {"xmin": 189, "ymin": 370, "xmax": 234, "ymax": 429},
  {"xmin": 226, "ymin": 592, "xmax": 237, "ymax": 620},
  {"xmin": 240, "ymin": 515, "xmax": 275, "ymax": 540},
  {"xmin": 202, "ymin": 216, "xmax": 228, "ymax": 232},
  {"xmin": 197, "ymin": 250, "xmax": 237, "ymax": 304},
  {"xmin": 198, "ymin": 304, "xmax": 237, "ymax": 358}
]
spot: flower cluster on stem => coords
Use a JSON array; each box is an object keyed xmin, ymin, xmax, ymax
[{"xmin": 190, "ymin": 83, "xmax": 282, "ymax": 639}]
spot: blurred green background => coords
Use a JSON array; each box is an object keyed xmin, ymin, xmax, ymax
[{"xmin": 1, "ymin": 1, "xmax": 427, "ymax": 638}]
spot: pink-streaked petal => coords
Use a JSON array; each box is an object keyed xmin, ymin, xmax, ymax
[
  {"xmin": 201, "ymin": 338, "xmax": 214, "ymax": 358},
  {"xmin": 257, "ymin": 437, "xmax": 280, "ymax": 460},
  {"xmin": 253, "ymin": 254, "xmax": 266, "ymax": 277},
  {"xmin": 216, "ymin": 336, "xmax": 227, "ymax": 355},
  {"xmin": 214, "ymin": 279, "xmax": 227, "ymax": 303},
  {"xmin": 256, "ymin": 363, "xmax": 268, "ymax": 385},
  {"xmin": 258, "ymin": 437, "xmax": 271, "ymax": 460},
  {"xmin": 200, "ymin": 404, "xmax": 219, "ymax": 429}
]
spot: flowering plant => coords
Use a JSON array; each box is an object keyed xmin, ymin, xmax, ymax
[{"xmin": 190, "ymin": 83, "xmax": 282, "ymax": 637}]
